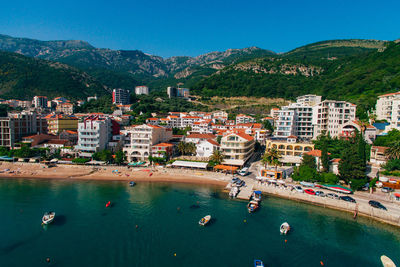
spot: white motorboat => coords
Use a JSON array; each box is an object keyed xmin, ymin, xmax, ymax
[
  {"xmin": 247, "ymin": 200, "xmax": 259, "ymax": 213},
  {"xmin": 229, "ymin": 186, "xmax": 239, "ymax": 198},
  {"xmin": 280, "ymin": 222, "xmax": 290, "ymax": 235},
  {"xmin": 199, "ymin": 215, "xmax": 211, "ymax": 226},
  {"xmin": 42, "ymin": 211, "xmax": 55, "ymax": 225}
]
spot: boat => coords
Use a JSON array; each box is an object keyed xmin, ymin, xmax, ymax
[
  {"xmin": 229, "ymin": 186, "xmax": 239, "ymax": 198},
  {"xmin": 106, "ymin": 201, "xmax": 111, "ymax": 207},
  {"xmin": 322, "ymin": 184, "xmax": 353, "ymax": 194},
  {"xmin": 254, "ymin": 259, "xmax": 264, "ymax": 267},
  {"xmin": 300, "ymin": 181, "xmax": 315, "ymax": 188},
  {"xmin": 129, "ymin": 181, "xmax": 136, "ymax": 187},
  {"xmin": 247, "ymin": 200, "xmax": 259, "ymax": 213},
  {"xmin": 252, "ymin": 190, "xmax": 262, "ymax": 202},
  {"xmin": 42, "ymin": 211, "xmax": 55, "ymax": 225},
  {"xmin": 199, "ymin": 215, "xmax": 211, "ymax": 226},
  {"xmin": 280, "ymin": 222, "xmax": 290, "ymax": 235}
]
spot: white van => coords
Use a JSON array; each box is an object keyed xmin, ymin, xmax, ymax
[{"xmin": 238, "ymin": 167, "xmax": 249, "ymax": 176}]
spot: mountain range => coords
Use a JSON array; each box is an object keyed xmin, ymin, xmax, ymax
[{"xmin": 0, "ymin": 33, "xmax": 398, "ymax": 117}]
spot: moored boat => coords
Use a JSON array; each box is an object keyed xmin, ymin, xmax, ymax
[
  {"xmin": 129, "ymin": 181, "xmax": 136, "ymax": 187},
  {"xmin": 323, "ymin": 184, "xmax": 353, "ymax": 194},
  {"xmin": 300, "ymin": 181, "xmax": 315, "ymax": 188},
  {"xmin": 247, "ymin": 200, "xmax": 259, "ymax": 213},
  {"xmin": 229, "ymin": 186, "xmax": 239, "ymax": 198},
  {"xmin": 42, "ymin": 211, "xmax": 55, "ymax": 225},
  {"xmin": 199, "ymin": 215, "xmax": 211, "ymax": 226},
  {"xmin": 252, "ymin": 191, "xmax": 262, "ymax": 202},
  {"xmin": 280, "ymin": 222, "xmax": 290, "ymax": 235},
  {"xmin": 254, "ymin": 259, "xmax": 264, "ymax": 267}
]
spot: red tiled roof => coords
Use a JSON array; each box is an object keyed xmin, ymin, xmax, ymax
[
  {"xmin": 65, "ymin": 130, "xmax": 77, "ymax": 134},
  {"xmin": 305, "ymin": 150, "xmax": 331, "ymax": 157},
  {"xmin": 371, "ymin": 146, "xmax": 389, "ymax": 153},
  {"xmin": 153, "ymin": 142, "xmax": 174, "ymax": 147},
  {"xmin": 206, "ymin": 139, "xmax": 220, "ymax": 146},
  {"xmin": 186, "ymin": 133, "xmax": 216, "ymax": 139},
  {"xmin": 47, "ymin": 139, "xmax": 69, "ymax": 145},
  {"xmin": 378, "ymin": 92, "xmax": 400, "ymax": 97},
  {"xmin": 147, "ymin": 118, "xmax": 159, "ymax": 121},
  {"xmin": 287, "ymin": 135, "xmax": 298, "ymax": 139},
  {"xmin": 224, "ymin": 132, "xmax": 253, "ymax": 141}
]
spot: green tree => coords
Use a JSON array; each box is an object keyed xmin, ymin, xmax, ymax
[
  {"xmin": 292, "ymin": 166, "xmax": 320, "ymax": 182},
  {"xmin": 209, "ymin": 150, "xmax": 224, "ymax": 165},
  {"xmin": 177, "ymin": 142, "xmax": 186, "ymax": 155},
  {"xmin": 92, "ymin": 150, "xmax": 113, "ymax": 162},
  {"xmin": 301, "ymin": 154, "xmax": 317, "ymax": 170},
  {"xmin": 321, "ymin": 140, "xmax": 329, "ymax": 172},
  {"xmin": 385, "ymin": 140, "xmax": 400, "ymax": 160},
  {"xmin": 338, "ymin": 146, "xmax": 366, "ymax": 184},
  {"xmin": 262, "ymin": 148, "xmax": 281, "ymax": 170},
  {"xmin": 114, "ymin": 150, "xmax": 125, "ymax": 165}
]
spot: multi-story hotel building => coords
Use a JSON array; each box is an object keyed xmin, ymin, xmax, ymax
[
  {"xmin": 220, "ymin": 132, "xmax": 255, "ymax": 166},
  {"xmin": 375, "ymin": 91, "xmax": 400, "ymax": 130},
  {"xmin": 45, "ymin": 114, "xmax": 78, "ymax": 135},
  {"xmin": 75, "ymin": 116, "xmax": 114, "ymax": 158},
  {"xmin": 123, "ymin": 124, "xmax": 172, "ymax": 162},
  {"xmin": 0, "ymin": 111, "xmax": 47, "ymax": 148},
  {"xmin": 33, "ymin": 96, "xmax": 48, "ymax": 109},
  {"xmin": 312, "ymin": 100, "xmax": 356, "ymax": 138},
  {"xmin": 135, "ymin": 86, "xmax": 149, "ymax": 95},
  {"xmin": 112, "ymin": 88, "xmax": 130, "ymax": 105}
]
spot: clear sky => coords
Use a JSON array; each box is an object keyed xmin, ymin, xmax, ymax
[{"xmin": 1, "ymin": 0, "xmax": 399, "ymax": 57}]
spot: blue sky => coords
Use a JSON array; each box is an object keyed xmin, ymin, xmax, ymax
[{"xmin": 1, "ymin": 0, "xmax": 399, "ymax": 57}]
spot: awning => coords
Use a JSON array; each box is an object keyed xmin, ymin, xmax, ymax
[
  {"xmin": 213, "ymin": 165, "xmax": 238, "ymax": 171},
  {"xmin": 171, "ymin": 161, "xmax": 208, "ymax": 169},
  {"xmin": 87, "ymin": 160, "xmax": 106, "ymax": 165},
  {"xmin": 0, "ymin": 156, "xmax": 14, "ymax": 161}
]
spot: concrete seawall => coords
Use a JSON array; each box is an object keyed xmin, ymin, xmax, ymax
[{"xmin": 255, "ymin": 183, "xmax": 400, "ymax": 227}]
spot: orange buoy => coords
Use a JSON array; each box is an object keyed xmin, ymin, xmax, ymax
[
  {"xmin": 106, "ymin": 201, "xmax": 111, "ymax": 207},
  {"xmin": 285, "ymin": 239, "xmax": 287, "ymax": 243},
  {"xmin": 135, "ymin": 225, "xmax": 139, "ymax": 229},
  {"xmin": 46, "ymin": 258, "xmax": 50, "ymax": 263},
  {"xmin": 320, "ymin": 261, "xmax": 324, "ymax": 266}
]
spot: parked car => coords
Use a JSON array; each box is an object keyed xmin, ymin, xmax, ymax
[
  {"xmin": 294, "ymin": 186, "xmax": 303, "ymax": 193},
  {"xmin": 237, "ymin": 167, "xmax": 249, "ymax": 176},
  {"xmin": 304, "ymin": 189, "xmax": 316, "ymax": 195},
  {"xmin": 235, "ymin": 180, "xmax": 245, "ymax": 187},
  {"xmin": 231, "ymin": 177, "xmax": 240, "ymax": 183},
  {"xmin": 368, "ymin": 200, "xmax": 387, "ymax": 210},
  {"xmin": 315, "ymin": 191, "xmax": 325, "ymax": 197},
  {"xmin": 381, "ymin": 187, "xmax": 394, "ymax": 193},
  {"xmin": 326, "ymin": 193, "xmax": 339, "ymax": 199},
  {"xmin": 339, "ymin": 196, "xmax": 356, "ymax": 203}
]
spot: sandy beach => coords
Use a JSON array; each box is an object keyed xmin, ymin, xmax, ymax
[{"xmin": 0, "ymin": 162, "xmax": 230, "ymax": 186}]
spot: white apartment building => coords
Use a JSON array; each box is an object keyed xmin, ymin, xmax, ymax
[
  {"xmin": 375, "ymin": 92, "xmax": 400, "ymax": 130},
  {"xmin": 220, "ymin": 132, "xmax": 255, "ymax": 166},
  {"xmin": 135, "ymin": 86, "xmax": 149, "ymax": 95},
  {"xmin": 312, "ymin": 100, "xmax": 356, "ymax": 138},
  {"xmin": 275, "ymin": 107, "xmax": 296, "ymax": 137},
  {"xmin": 196, "ymin": 139, "xmax": 220, "ymax": 158},
  {"xmin": 213, "ymin": 111, "xmax": 228, "ymax": 121},
  {"xmin": 296, "ymin": 95, "xmax": 322, "ymax": 106},
  {"xmin": 123, "ymin": 124, "xmax": 172, "ymax": 162},
  {"xmin": 75, "ymin": 116, "xmax": 113, "ymax": 158},
  {"xmin": 235, "ymin": 114, "xmax": 256, "ymax": 124},
  {"xmin": 33, "ymin": 96, "xmax": 48, "ymax": 109}
]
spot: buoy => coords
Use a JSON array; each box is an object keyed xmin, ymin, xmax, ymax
[
  {"xmin": 135, "ymin": 225, "xmax": 138, "ymax": 229},
  {"xmin": 244, "ymin": 219, "xmax": 246, "ymax": 223},
  {"xmin": 285, "ymin": 239, "xmax": 287, "ymax": 243},
  {"xmin": 174, "ymin": 253, "xmax": 176, "ymax": 257},
  {"xmin": 106, "ymin": 201, "xmax": 111, "ymax": 207},
  {"xmin": 320, "ymin": 261, "xmax": 324, "ymax": 266},
  {"xmin": 46, "ymin": 258, "xmax": 50, "ymax": 263}
]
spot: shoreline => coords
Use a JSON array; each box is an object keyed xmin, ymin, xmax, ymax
[{"xmin": 1, "ymin": 162, "xmax": 399, "ymax": 228}]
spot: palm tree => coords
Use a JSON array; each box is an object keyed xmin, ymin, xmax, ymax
[
  {"xmin": 262, "ymin": 148, "xmax": 281, "ymax": 171},
  {"xmin": 209, "ymin": 150, "xmax": 224, "ymax": 165},
  {"xmin": 186, "ymin": 142, "xmax": 197, "ymax": 156},
  {"xmin": 385, "ymin": 140, "xmax": 400, "ymax": 160},
  {"xmin": 177, "ymin": 141, "xmax": 186, "ymax": 155}
]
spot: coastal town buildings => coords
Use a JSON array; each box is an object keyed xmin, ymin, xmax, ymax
[
  {"xmin": 33, "ymin": 96, "xmax": 48, "ymax": 109},
  {"xmin": 375, "ymin": 91, "xmax": 400, "ymax": 130},
  {"xmin": 220, "ymin": 132, "xmax": 255, "ymax": 166},
  {"xmin": 265, "ymin": 136, "xmax": 314, "ymax": 165},
  {"xmin": 235, "ymin": 114, "xmax": 256, "ymax": 124},
  {"xmin": 45, "ymin": 114, "xmax": 78, "ymax": 135},
  {"xmin": 112, "ymin": 88, "xmax": 130, "ymax": 105},
  {"xmin": 195, "ymin": 139, "xmax": 220, "ymax": 158},
  {"xmin": 75, "ymin": 115, "xmax": 117, "ymax": 158},
  {"xmin": 123, "ymin": 124, "xmax": 172, "ymax": 162},
  {"xmin": 151, "ymin": 142, "xmax": 174, "ymax": 158},
  {"xmin": 167, "ymin": 87, "xmax": 189, "ymax": 99},
  {"xmin": 0, "ymin": 111, "xmax": 47, "ymax": 148},
  {"xmin": 56, "ymin": 102, "xmax": 74, "ymax": 115},
  {"xmin": 135, "ymin": 86, "xmax": 149, "ymax": 95}
]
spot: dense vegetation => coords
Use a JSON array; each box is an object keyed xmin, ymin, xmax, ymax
[
  {"xmin": 192, "ymin": 42, "xmax": 400, "ymax": 119},
  {"xmin": 0, "ymin": 51, "xmax": 107, "ymax": 100}
]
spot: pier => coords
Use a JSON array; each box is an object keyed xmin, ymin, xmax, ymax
[{"xmin": 236, "ymin": 181, "xmax": 254, "ymax": 200}]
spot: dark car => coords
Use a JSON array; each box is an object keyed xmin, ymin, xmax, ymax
[
  {"xmin": 368, "ymin": 200, "xmax": 387, "ymax": 210},
  {"xmin": 339, "ymin": 196, "xmax": 356, "ymax": 203},
  {"xmin": 315, "ymin": 191, "xmax": 325, "ymax": 197}
]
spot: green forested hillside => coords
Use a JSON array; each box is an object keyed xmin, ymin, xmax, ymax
[
  {"xmin": 192, "ymin": 41, "xmax": 400, "ymax": 119},
  {"xmin": 0, "ymin": 51, "xmax": 107, "ymax": 100}
]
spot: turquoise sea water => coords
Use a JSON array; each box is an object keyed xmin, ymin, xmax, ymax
[{"xmin": 0, "ymin": 178, "xmax": 399, "ymax": 267}]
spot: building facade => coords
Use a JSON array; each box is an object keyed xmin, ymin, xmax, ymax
[
  {"xmin": 33, "ymin": 96, "xmax": 48, "ymax": 109},
  {"xmin": 112, "ymin": 88, "xmax": 130, "ymax": 105},
  {"xmin": 135, "ymin": 86, "xmax": 149, "ymax": 95},
  {"xmin": 375, "ymin": 92, "xmax": 400, "ymax": 130},
  {"xmin": 220, "ymin": 132, "xmax": 255, "ymax": 166},
  {"xmin": 45, "ymin": 114, "xmax": 78, "ymax": 135}
]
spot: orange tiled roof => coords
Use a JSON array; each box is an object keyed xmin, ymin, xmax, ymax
[
  {"xmin": 153, "ymin": 142, "xmax": 174, "ymax": 147},
  {"xmin": 186, "ymin": 133, "xmax": 216, "ymax": 139}
]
